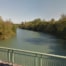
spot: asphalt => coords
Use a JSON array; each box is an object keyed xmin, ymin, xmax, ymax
[{"xmin": 0, "ymin": 60, "xmax": 21, "ymax": 66}]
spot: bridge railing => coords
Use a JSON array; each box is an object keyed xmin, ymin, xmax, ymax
[{"xmin": 0, "ymin": 47, "xmax": 66, "ymax": 66}]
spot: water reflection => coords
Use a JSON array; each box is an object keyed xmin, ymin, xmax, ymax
[
  {"xmin": 48, "ymin": 39, "xmax": 66, "ymax": 55},
  {"xmin": 58, "ymin": 39, "xmax": 66, "ymax": 50},
  {"xmin": 24, "ymin": 31, "xmax": 66, "ymax": 55},
  {"xmin": 0, "ymin": 29, "xmax": 66, "ymax": 56}
]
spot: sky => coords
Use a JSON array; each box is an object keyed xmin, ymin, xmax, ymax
[{"xmin": 0, "ymin": 0, "xmax": 66, "ymax": 24}]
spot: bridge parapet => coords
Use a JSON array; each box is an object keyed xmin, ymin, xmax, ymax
[{"xmin": 0, "ymin": 47, "xmax": 66, "ymax": 66}]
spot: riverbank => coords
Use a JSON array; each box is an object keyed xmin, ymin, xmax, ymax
[
  {"xmin": 0, "ymin": 17, "xmax": 16, "ymax": 40},
  {"xmin": 19, "ymin": 15, "xmax": 66, "ymax": 40}
]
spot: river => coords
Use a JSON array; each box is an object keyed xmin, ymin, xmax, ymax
[{"xmin": 0, "ymin": 28, "xmax": 66, "ymax": 56}]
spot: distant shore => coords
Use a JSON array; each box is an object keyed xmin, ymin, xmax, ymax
[{"xmin": 19, "ymin": 15, "xmax": 66, "ymax": 40}]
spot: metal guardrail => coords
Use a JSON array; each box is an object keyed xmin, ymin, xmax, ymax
[{"xmin": 0, "ymin": 47, "xmax": 66, "ymax": 66}]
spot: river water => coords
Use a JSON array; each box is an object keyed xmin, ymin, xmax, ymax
[{"xmin": 0, "ymin": 28, "xmax": 66, "ymax": 56}]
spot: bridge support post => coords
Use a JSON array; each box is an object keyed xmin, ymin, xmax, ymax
[
  {"xmin": 7, "ymin": 49, "xmax": 14, "ymax": 66},
  {"xmin": 37, "ymin": 54, "xmax": 42, "ymax": 66},
  {"xmin": 34, "ymin": 54, "xmax": 42, "ymax": 66},
  {"xmin": 34, "ymin": 54, "xmax": 38, "ymax": 66},
  {"xmin": 40, "ymin": 55, "xmax": 42, "ymax": 66},
  {"xmin": 7, "ymin": 49, "xmax": 10, "ymax": 63},
  {"xmin": 10, "ymin": 50, "xmax": 14, "ymax": 65}
]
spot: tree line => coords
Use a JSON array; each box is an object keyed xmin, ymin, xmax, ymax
[{"xmin": 19, "ymin": 15, "xmax": 66, "ymax": 39}]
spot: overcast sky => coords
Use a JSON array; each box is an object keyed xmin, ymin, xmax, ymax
[{"xmin": 0, "ymin": 0, "xmax": 66, "ymax": 23}]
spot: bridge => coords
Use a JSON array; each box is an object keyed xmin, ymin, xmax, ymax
[{"xmin": 0, "ymin": 47, "xmax": 66, "ymax": 66}]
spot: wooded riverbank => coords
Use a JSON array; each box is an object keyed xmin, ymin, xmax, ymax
[{"xmin": 19, "ymin": 15, "xmax": 66, "ymax": 40}]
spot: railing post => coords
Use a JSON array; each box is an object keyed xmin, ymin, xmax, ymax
[
  {"xmin": 7, "ymin": 50, "xmax": 14, "ymax": 65},
  {"xmin": 12, "ymin": 51, "xmax": 14, "ymax": 64},
  {"xmin": 7, "ymin": 49, "xmax": 10, "ymax": 63},
  {"xmin": 10, "ymin": 50, "xmax": 14, "ymax": 65},
  {"xmin": 40, "ymin": 55, "xmax": 42, "ymax": 66},
  {"xmin": 34, "ymin": 54, "xmax": 43, "ymax": 66},
  {"xmin": 38, "ymin": 55, "xmax": 42, "ymax": 66},
  {"xmin": 34, "ymin": 54, "xmax": 38, "ymax": 66}
]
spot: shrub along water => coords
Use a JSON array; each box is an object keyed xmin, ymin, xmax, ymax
[
  {"xmin": 19, "ymin": 15, "xmax": 66, "ymax": 40},
  {"xmin": 0, "ymin": 16, "xmax": 16, "ymax": 40}
]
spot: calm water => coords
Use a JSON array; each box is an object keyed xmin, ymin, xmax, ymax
[{"xmin": 0, "ymin": 28, "xmax": 66, "ymax": 56}]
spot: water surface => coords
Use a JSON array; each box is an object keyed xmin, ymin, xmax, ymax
[{"xmin": 0, "ymin": 28, "xmax": 66, "ymax": 56}]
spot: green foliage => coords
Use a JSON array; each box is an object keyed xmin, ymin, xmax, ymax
[
  {"xmin": 0, "ymin": 17, "xmax": 16, "ymax": 40},
  {"xmin": 19, "ymin": 15, "xmax": 66, "ymax": 39}
]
